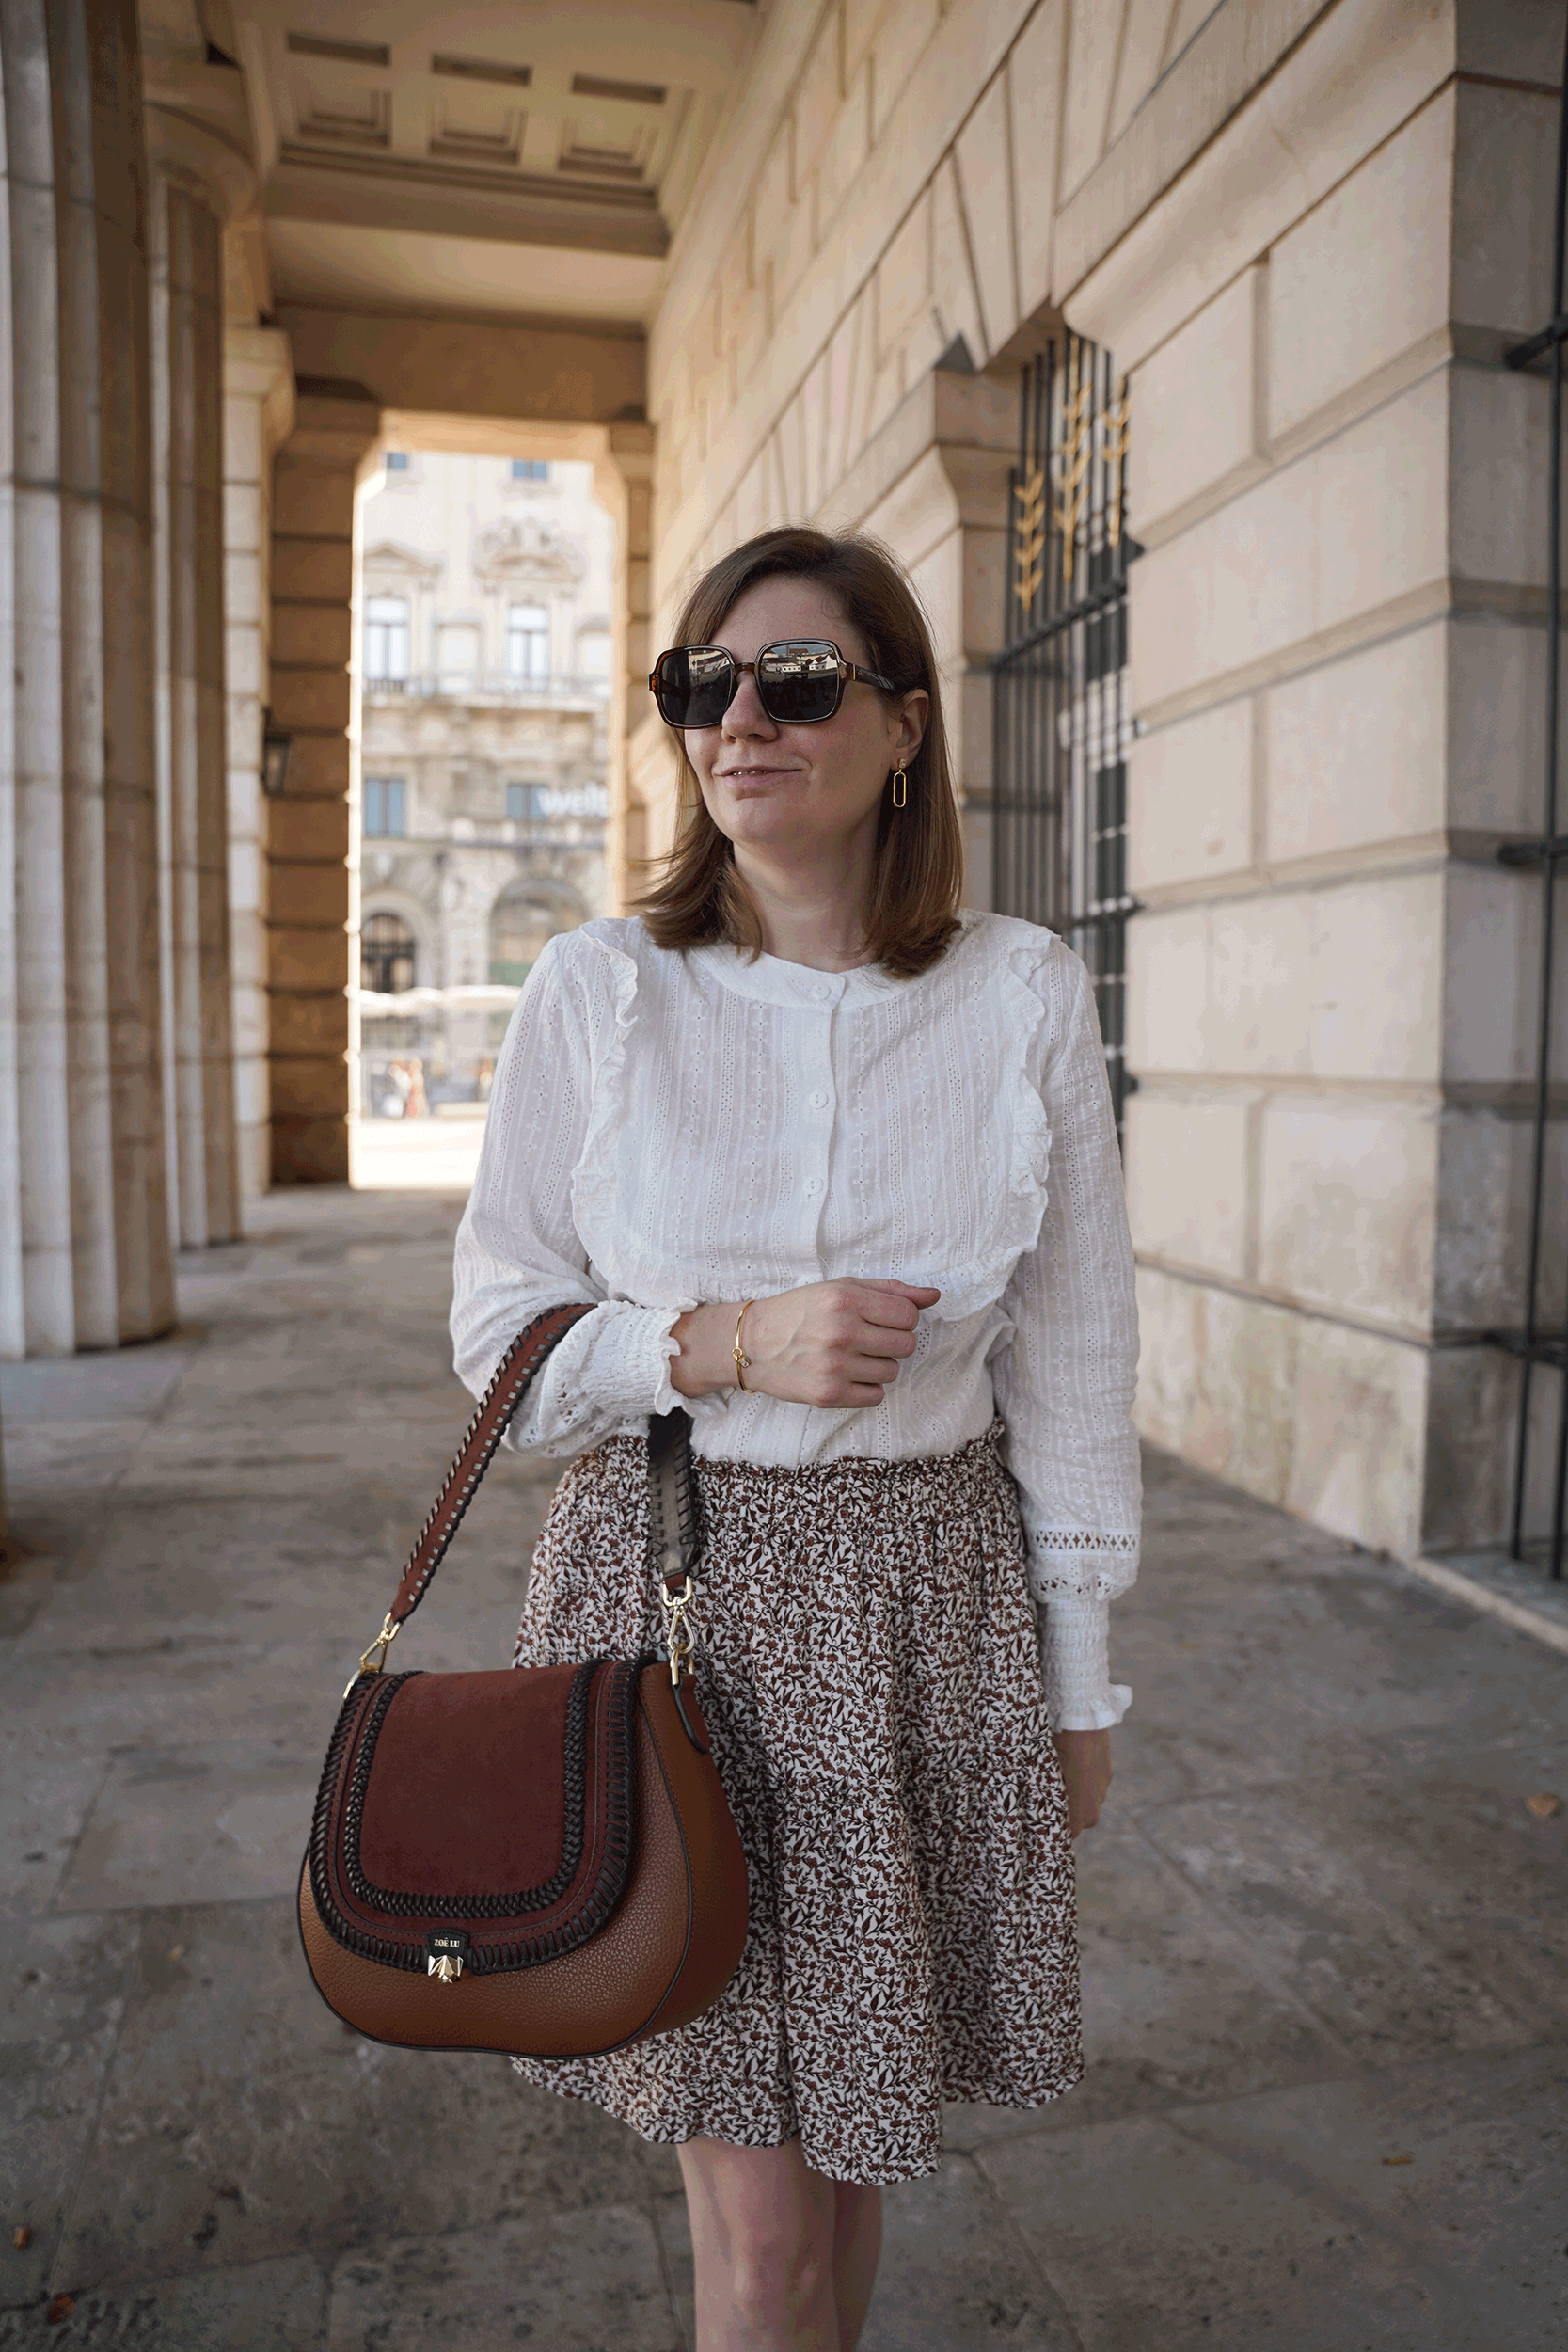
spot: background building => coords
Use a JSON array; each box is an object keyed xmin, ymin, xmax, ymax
[
  {"xmin": 354, "ymin": 452, "xmax": 612, "ymax": 1113},
  {"xmin": 1, "ymin": 0, "xmax": 1563, "ymax": 1606}
]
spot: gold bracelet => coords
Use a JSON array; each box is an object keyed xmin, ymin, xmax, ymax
[{"xmin": 733, "ymin": 1299, "xmax": 755, "ymax": 1391}]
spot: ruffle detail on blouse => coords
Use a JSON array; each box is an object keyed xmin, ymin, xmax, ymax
[
  {"xmin": 1001, "ymin": 946, "xmax": 1054, "ymax": 1232},
  {"xmin": 569, "ymin": 932, "xmax": 641, "ymax": 1239},
  {"xmin": 925, "ymin": 948, "xmax": 1054, "ymax": 1323},
  {"xmin": 503, "ymin": 1299, "xmax": 716, "ymax": 1458},
  {"xmin": 1036, "ymin": 1595, "xmax": 1132, "ymax": 1732}
]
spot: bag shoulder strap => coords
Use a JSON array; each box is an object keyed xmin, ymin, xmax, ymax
[
  {"xmin": 387, "ymin": 1303, "xmax": 593, "ymax": 1633},
  {"xmin": 378, "ymin": 1304, "xmax": 702, "ymax": 1653}
]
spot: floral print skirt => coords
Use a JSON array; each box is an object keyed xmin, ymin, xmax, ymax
[{"xmin": 508, "ymin": 1421, "xmax": 1082, "ymax": 2185}]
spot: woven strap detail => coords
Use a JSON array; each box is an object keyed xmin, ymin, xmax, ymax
[
  {"xmin": 647, "ymin": 1405, "xmax": 702, "ymax": 1587},
  {"xmin": 388, "ymin": 1303, "xmax": 594, "ymax": 1630}
]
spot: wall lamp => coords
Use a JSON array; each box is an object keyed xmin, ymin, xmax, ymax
[{"xmin": 261, "ymin": 717, "xmax": 292, "ymax": 796}]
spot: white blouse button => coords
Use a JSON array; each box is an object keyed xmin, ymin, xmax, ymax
[
  {"xmin": 811, "ymin": 982, "xmax": 831, "ymax": 1001},
  {"xmin": 803, "ymin": 1176, "xmax": 823, "ymax": 1196},
  {"xmin": 809, "ymin": 1089, "xmax": 829, "ymax": 1109}
]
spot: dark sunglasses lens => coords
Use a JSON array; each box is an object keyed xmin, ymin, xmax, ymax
[
  {"xmin": 758, "ymin": 642, "xmax": 840, "ymax": 723},
  {"xmin": 657, "ymin": 647, "xmax": 735, "ymax": 728}
]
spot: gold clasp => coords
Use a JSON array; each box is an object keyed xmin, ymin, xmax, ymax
[
  {"xmin": 342, "ymin": 1612, "xmax": 400, "ymax": 1700},
  {"xmin": 660, "ymin": 1574, "xmax": 698, "ymax": 1687},
  {"xmin": 425, "ymin": 1931, "xmax": 468, "ymax": 1981}
]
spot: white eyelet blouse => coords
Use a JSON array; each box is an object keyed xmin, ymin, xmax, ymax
[{"xmin": 451, "ymin": 908, "xmax": 1142, "ymax": 1731}]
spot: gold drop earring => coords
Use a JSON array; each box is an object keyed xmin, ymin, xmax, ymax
[{"xmin": 892, "ymin": 767, "xmax": 908, "ymax": 809}]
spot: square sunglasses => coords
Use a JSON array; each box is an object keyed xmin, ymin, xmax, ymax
[{"xmin": 649, "ymin": 638, "xmax": 896, "ymax": 731}]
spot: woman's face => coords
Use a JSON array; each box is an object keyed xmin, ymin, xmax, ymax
[{"xmin": 683, "ymin": 575, "xmax": 927, "ymax": 866}]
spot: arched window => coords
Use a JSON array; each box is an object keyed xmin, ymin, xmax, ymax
[
  {"xmin": 489, "ymin": 890, "xmax": 566, "ymax": 986},
  {"xmin": 361, "ymin": 912, "xmax": 417, "ymax": 995}
]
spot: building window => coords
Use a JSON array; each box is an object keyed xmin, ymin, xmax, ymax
[
  {"xmin": 365, "ymin": 595, "xmax": 410, "ymax": 680},
  {"xmin": 364, "ymin": 777, "xmax": 406, "ymax": 836},
  {"xmin": 511, "ymin": 458, "xmax": 548, "ymax": 482},
  {"xmin": 506, "ymin": 602, "xmax": 550, "ymax": 683},
  {"xmin": 361, "ymin": 911, "xmax": 416, "ymax": 994},
  {"xmin": 384, "ymin": 451, "xmax": 410, "ymax": 472},
  {"xmin": 506, "ymin": 782, "xmax": 545, "ymax": 821},
  {"xmin": 489, "ymin": 890, "xmax": 564, "ymax": 985}
]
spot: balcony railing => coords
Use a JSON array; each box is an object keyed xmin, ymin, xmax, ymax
[{"xmin": 364, "ymin": 671, "xmax": 610, "ymax": 707}]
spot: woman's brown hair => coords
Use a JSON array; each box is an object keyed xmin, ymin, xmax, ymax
[{"xmin": 633, "ymin": 527, "xmax": 964, "ymax": 979}]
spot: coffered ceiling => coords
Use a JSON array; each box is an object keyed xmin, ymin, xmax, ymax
[{"xmin": 215, "ymin": 0, "xmax": 757, "ymax": 324}]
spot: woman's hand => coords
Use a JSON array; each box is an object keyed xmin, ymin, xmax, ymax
[
  {"xmin": 1053, "ymin": 1730, "xmax": 1112, "ymax": 1836},
  {"xmin": 670, "ymin": 1279, "xmax": 941, "ymax": 1408}
]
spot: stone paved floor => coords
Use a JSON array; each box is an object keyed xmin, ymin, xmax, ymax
[{"xmin": 2, "ymin": 1181, "xmax": 1566, "ymax": 2350}]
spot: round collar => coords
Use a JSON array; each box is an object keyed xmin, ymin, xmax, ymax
[{"xmin": 689, "ymin": 911, "xmax": 982, "ymax": 1009}]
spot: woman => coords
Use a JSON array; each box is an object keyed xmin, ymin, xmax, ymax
[{"xmin": 451, "ymin": 526, "xmax": 1140, "ymax": 2351}]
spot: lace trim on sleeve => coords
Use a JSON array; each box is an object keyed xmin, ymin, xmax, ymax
[{"xmin": 1024, "ymin": 1526, "xmax": 1141, "ymax": 1604}]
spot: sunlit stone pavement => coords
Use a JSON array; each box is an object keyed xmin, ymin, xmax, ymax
[{"xmin": 1, "ymin": 1161, "xmax": 1565, "ymax": 2349}]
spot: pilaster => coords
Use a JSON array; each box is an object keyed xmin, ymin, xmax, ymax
[
  {"xmin": 266, "ymin": 383, "xmax": 382, "ymax": 1183},
  {"xmin": 819, "ymin": 357, "xmax": 1019, "ymax": 903},
  {"xmin": 593, "ymin": 422, "xmax": 655, "ymax": 910},
  {"xmin": 223, "ymin": 326, "xmax": 294, "ymax": 1200},
  {"xmin": 145, "ymin": 81, "xmax": 255, "ymax": 1248}
]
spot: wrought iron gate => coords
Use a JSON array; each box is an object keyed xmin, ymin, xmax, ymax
[
  {"xmin": 1496, "ymin": 12, "xmax": 1568, "ymax": 1582},
  {"xmin": 992, "ymin": 339, "xmax": 1136, "ymax": 1129}
]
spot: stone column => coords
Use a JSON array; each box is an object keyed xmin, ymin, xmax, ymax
[
  {"xmin": 144, "ymin": 95, "xmax": 252, "ymax": 1248},
  {"xmin": 594, "ymin": 421, "xmax": 654, "ymax": 908},
  {"xmin": 266, "ymin": 382, "xmax": 380, "ymax": 1182},
  {"xmin": 0, "ymin": 0, "xmax": 173, "ymax": 1359},
  {"xmin": 223, "ymin": 326, "xmax": 293, "ymax": 1200}
]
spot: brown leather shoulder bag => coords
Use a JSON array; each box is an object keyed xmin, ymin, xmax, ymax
[{"xmin": 298, "ymin": 1301, "xmax": 750, "ymax": 2058}]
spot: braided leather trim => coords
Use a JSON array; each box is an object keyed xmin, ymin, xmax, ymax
[
  {"xmin": 308, "ymin": 1661, "xmax": 639, "ymax": 1975},
  {"xmin": 389, "ymin": 1302, "xmax": 594, "ymax": 1632}
]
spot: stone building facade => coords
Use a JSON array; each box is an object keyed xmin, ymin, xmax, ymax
[
  {"xmin": 355, "ymin": 451, "xmax": 611, "ymax": 1110},
  {"xmin": 0, "ymin": 0, "xmax": 1562, "ymax": 1588}
]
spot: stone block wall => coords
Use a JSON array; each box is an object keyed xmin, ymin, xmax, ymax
[
  {"xmin": 623, "ymin": 0, "xmax": 1381, "ymax": 898},
  {"xmin": 1091, "ymin": 4, "xmax": 1566, "ymax": 1557}
]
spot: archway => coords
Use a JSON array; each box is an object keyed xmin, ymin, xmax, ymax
[
  {"xmin": 487, "ymin": 884, "xmax": 583, "ymax": 988},
  {"xmin": 360, "ymin": 912, "xmax": 418, "ymax": 996}
]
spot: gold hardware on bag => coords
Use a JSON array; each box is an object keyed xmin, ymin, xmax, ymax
[
  {"xmin": 343, "ymin": 1612, "xmax": 400, "ymax": 1699},
  {"xmin": 424, "ymin": 1930, "xmax": 470, "ymax": 1983},
  {"xmin": 661, "ymin": 1573, "xmax": 698, "ymax": 1687}
]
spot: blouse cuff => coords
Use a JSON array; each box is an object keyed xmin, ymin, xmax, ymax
[
  {"xmin": 507, "ymin": 1302, "xmax": 723, "ymax": 1454},
  {"xmin": 648, "ymin": 1308, "xmax": 731, "ymax": 1422},
  {"xmin": 1037, "ymin": 1595, "xmax": 1132, "ymax": 1732}
]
